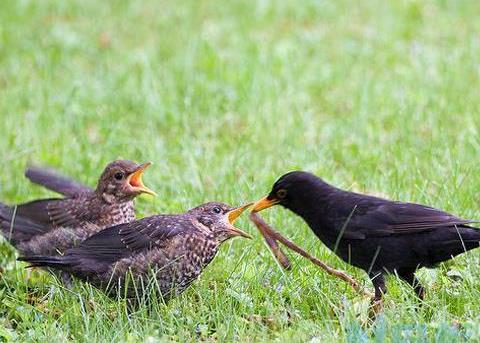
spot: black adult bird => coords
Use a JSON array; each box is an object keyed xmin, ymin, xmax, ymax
[
  {"xmin": 252, "ymin": 171, "xmax": 480, "ymax": 302},
  {"xmin": 19, "ymin": 202, "xmax": 252, "ymax": 302}
]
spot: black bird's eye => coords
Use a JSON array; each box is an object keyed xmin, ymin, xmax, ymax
[
  {"xmin": 212, "ymin": 207, "xmax": 222, "ymax": 214},
  {"xmin": 276, "ymin": 189, "xmax": 287, "ymax": 199},
  {"xmin": 114, "ymin": 172, "xmax": 124, "ymax": 180}
]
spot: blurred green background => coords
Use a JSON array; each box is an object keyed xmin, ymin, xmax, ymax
[{"xmin": 1, "ymin": 0, "xmax": 480, "ymax": 341}]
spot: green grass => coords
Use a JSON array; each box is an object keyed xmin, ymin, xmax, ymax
[{"xmin": 1, "ymin": 0, "xmax": 480, "ymax": 341}]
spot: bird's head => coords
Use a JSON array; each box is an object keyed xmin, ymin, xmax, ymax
[
  {"xmin": 96, "ymin": 160, "xmax": 156, "ymax": 203},
  {"xmin": 251, "ymin": 171, "xmax": 327, "ymax": 215},
  {"xmin": 188, "ymin": 202, "xmax": 252, "ymax": 242}
]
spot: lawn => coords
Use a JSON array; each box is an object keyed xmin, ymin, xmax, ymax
[{"xmin": 1, "ymin": 0, "xmax": 480, "ymax": 341}]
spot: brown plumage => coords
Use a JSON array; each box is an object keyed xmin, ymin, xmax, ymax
[
  {"xmin": 19, "ymin": 202, "xmax": 252, "ymax": 302},
  {"xmin": 0, "ymin": 160, "xmax": 155, "ymax": 256}
]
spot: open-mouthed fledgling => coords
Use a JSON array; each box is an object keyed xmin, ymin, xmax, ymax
[
  {"xmin": 252, "ymin": 171, "xmax": 480, "ymax": 304},
  {"xmin": 0, "ymin": 160, "xmax": 156, "ymax": 257},
  {"xmin": 19, "ymin": 202, "xmax": 252, "ymax": 302}
]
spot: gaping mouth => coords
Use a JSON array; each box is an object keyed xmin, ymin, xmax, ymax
[
  {"xmin": 225, "ymin": 202, "xmax": 254, "ymax": 238},
  {"xmin": 126, "ymin": 162, "xmax": 157, "ymax": 196},
  {"xmin": 251, "ymin": 196, "xmax": 279, "ymax": 213}
]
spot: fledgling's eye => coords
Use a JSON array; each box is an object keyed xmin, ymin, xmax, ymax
[
  {"xmin": 114, "ymin": 172, "xmax": 124, "ymax": 180},
  {"xmin": 212, "ymin": 207, "xmax": 222, "ymax": 214},
  {"xmin": 276, "ymin": 189, "xmax": 287, "ymax": 199}
]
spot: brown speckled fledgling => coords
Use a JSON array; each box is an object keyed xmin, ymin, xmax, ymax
[
  {"xmin": 19, "ymin": 202, "xmax": 252, "ymax": 301},
  {"xmin": 0, "ymin": 160, "xmax": 155, "ymax": 256}
]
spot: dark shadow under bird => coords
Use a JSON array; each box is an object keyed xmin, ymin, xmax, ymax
[
  {"xmin": 19, "ymin": 202, "xmax": 252, "ymax": 302},
  {"xmin": 252, "ymin": 171, "xmax": 480, "ymax": 302},
  {"xmin": 0, "ymin": 160, "xmax": 155, "ymax": 256}
]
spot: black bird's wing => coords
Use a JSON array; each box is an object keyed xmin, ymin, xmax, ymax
[
  {"xmin": 25, "ymin": 166, "xmax": 93, "ymax": 197},
  {"xmin": 338, "ymin": 199, "xmax": 476, "ymax": 240},
  {"xmin": 68, "ymin": 215, "xmax": 192, "ymax": 263}
]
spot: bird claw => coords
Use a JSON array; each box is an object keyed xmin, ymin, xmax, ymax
[{"xmin": 368, "ymin": 297, "xmax": 384, "ymax": 322}]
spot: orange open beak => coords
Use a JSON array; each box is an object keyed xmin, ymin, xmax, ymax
[
  {"xmin": 126, "ymin": 162, "xmax": 157, "ymax": 196},
  {"xmin": 251, "ymin": 196, "xmax": 279, "ymax": 213},
  {"xmin": 225, "ymin": 202, "xmax": 253, "ymax": 238}
]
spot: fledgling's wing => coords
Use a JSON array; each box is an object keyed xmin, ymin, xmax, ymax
[
  {"xmin": 0, "ymin": 202, "xmax": 48, "ymax": 243},
  {"xmin": 0, "ymin": 198, "xmax": 88, "ymax": 244},
  {"xmin": 17, "ymin": 198, "xmax": 85, "ymax": 228},
  {"xmin": 25, "ymin": 166, "xmax": 93, "ymax": 197},
  {"xmin": 68, "ymin": 214, "xmax": 192, "ymax": 263}
]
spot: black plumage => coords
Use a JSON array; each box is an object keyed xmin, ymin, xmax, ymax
[
  {"xmin": 1, "ymin": 160, "xmax": 155, "ymax": 256},
  {"xmin": 19, "ymin": 202, "xmax": 252, "ymax": 301},
  {"xmin": 252, "ymin": 171, "xmax": 480, "ymax": 301}
]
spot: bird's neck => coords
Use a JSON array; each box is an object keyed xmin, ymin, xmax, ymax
[
  {"xmin": 286, "ymin": 181, "xmax": 341, "ymax": 229},
  {"xmin": 94, "ymin": 191, "xmax": 134, "ymax": 205}
]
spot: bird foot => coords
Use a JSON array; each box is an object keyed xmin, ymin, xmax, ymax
[
  {"xmin": 368, "ymin": 297, "xmax": 384, "ymax": 322},
  {"xmin": 59, "ymin": 272, "xmax": 74, "ymax": 289}
]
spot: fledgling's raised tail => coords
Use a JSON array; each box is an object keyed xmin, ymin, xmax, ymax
[
  {"xmin": 25, "ymin": 165, "xmax": 92, "ymax": 197},
  {"xmin": 17, "ymin": 255, "xmax": 70, "ymax": 269}
]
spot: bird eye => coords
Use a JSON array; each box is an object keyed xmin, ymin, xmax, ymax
[
  {"xmin": 276, "ymin": 189, "xmax": 287, "ymax": 199},
  {"xmin": 212, "ymin": 207, "xmax": 222, "ymax": 214},
  {"xmin": 114, "ymin": 172, "xmax": 124, "ymax": 180}
]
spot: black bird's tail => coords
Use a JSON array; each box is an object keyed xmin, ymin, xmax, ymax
[
  {"xmin": 427, "ymin": 226, "xmax": 480, "ymax": 264},
  {"xmin": 18, "ymin": 255, "xmax": 71, "ymax": 269}
]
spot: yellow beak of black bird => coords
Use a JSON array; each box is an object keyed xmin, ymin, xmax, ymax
[{"xmin": 251, "ymin": 196, "xmax": 280, "ymax": 213}]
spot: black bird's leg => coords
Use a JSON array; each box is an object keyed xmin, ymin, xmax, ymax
[
  {"xmin": 397, "ymin": 269, "xmax": 425, "ymax": 300},
  {"xmin": 59, "ymin": 271, "xmax": 74, "ymax": 289},
  {"xmin": 49, "ymin": 269, "xmax": 73, "ymax": 289},
  {"xmin": 370, "ymin": 271, "xmax": 386, "ymax": 301},
  {"xmin": 369, "ymin": 271, "xmax": 386, "ymax": 319}
]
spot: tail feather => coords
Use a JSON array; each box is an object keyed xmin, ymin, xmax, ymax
[
  {"xmin": 18, "ymin": 255, "xmax": 70, "ymax": 269},
  {"xmin": 25, "ymin": 166, "xmax": 92, "ymax": 197},
  {"xmin": 428, "ymin": 227, "xmax": 480, "ymax": 263}
]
